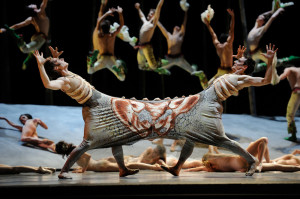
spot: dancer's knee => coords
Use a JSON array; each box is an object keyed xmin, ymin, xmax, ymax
[{"xmin": 258, "ymin": 137, "xmax": 268, "ymax": 145}]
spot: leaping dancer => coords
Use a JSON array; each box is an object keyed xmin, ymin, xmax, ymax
[
  {"xmin": 87, "ymin": 0, "xmax": 127, "ymax": 81},
  {"xmin": 134, "ymin": 0, "xmax": 170, "ymax": 75},
  {"xmin": 0, "ymin": 0, "xmax": 49, "ymax": 70}
]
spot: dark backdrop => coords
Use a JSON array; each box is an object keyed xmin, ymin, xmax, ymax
[{"xmin": 0, "ymin": 0, "xmax": 299, "ymax": 116}]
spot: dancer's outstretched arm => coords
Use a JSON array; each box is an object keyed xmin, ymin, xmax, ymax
[
  {"xmin": 135, "ymin": 3, "xmax": 147, "ymax": 23},
  {"xmin": 40, "ymin": 0, "xmax": 48, "ymax": 13},
  {"xmin": 33, "ymin": 49, "xmax": 68, "ymax": 90},
  {"xmin": 226, "ymin": 9, "xmax": 235, "ymax": 44},
  {"xmin": 0, "ymin": 117, "xmax": 22, "ymax": 131}
]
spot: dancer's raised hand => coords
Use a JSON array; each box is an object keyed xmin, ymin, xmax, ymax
[
  {"xmin": 49, "ymin": 46, "xmax": 63, "ymax": 58},
  {"xmin": 33, "ymin": 50, "xmax": 49, "ymax": 66}
]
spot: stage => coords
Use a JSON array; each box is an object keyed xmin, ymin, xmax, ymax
[
  {"xmin": 1, "ymin": 103, "xmax": 300, "ymax": 198},
  {"xmin": 1, "ymin": 171, "xmax": 300, "ymax": 198}
]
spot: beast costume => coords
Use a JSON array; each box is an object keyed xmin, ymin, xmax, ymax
[
  {"xmin": 59, "ymin": 72, "xmax": 257, "ymax": 177},
  {"xmin": 206, "ymin": 67, "xmax": 233, "ymax": 88}
]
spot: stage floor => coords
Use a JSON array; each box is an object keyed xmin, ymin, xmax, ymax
[
  {"xmin": 1, "ymin": 170, "xmax": 300, "ymax": 198},
  {"xmin": 1, "ymin": 103, "xmax": 300, "ymax": 198}
]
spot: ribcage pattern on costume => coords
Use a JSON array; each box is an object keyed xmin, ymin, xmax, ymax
[{"xmin": 111, "ymin": 94, "xmax": 200, "ymax": 138}]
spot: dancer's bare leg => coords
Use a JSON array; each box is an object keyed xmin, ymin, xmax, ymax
[
  {"xmin": 161, "ymin": 139, "xmax": 194, "ymax": 176},
  {"xmin": 112, "ymin": 145, "xmax": 139, "ymax": 177},
  {"xmin": 247, "ymin": 137, "xmax": 271, "ymax": 164},
  {"xmin": 58, "ymin": 140, "xmax": 90, "ymax": 179}
]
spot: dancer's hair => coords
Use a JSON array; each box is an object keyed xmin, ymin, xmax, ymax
[
  {"xmin": 25, "ymin": 5, "xmax": 38, "ymax": 17},
  {"xmin": 55, "ymin": 141, "xmax": 76, "ymax": 158},
  {"xmin": 44, "ymin": 60, "xmax": 62, "ymax": 80},
  {"xmin": 244, "ymin": 56, "xmax": 256, "ymax": 75},
  {"xmin": 155, "ymin": 144, "xmax": 166, "ymax": 163},
  {"xmin": 219, "ymin": 33, "xmax": 229, "ymax": 44},
  {"xmin": 100, "ymin": 20, "xmax": 111, "ymax": 34},
  {"xmin": 19, "ymin": 114, "xmax": 33, "ymax": 122},
  {"xmin": 261, "ymin": 13, "xmax": 272, "ymax": 25}
]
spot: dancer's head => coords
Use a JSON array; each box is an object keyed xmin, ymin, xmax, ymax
[
  {"xmin": 26, "ymin": 4, "xmax": 38, "ymax": 16},
  {"xmin": 153, "ymin": 144, "xmax": 166, "ymax": 163},
  {"xmin": 147, "ymin": 9, "xmax": 156, "ymax": 20},
  {"xmin": 44, "ymin": 57, "xmax": 69, "ymax": 79},
  {"xmin": 232, "ymin": 56, "xmax": 255, "ymax": 75},
  {"xmin": 173, "ymin": 26, "xmax": 181, "ymax": 34},
  {"xmin": 219, "ymin": 33, "xmax": 229, "ymax": 44},
  {"xmin": 55, "ymin": 141, "xmax": 76, "ymax": 158},
  {"xmin": 19, "ymin": 114, "xmax": 33, "ymax": 124},
  {"xmin": 100, "ymin": 20, "xmax": 111, "ymax": 34},
  {"xmin": 256, "ymin": 13, "xmax": 271, "ymax": 27}
]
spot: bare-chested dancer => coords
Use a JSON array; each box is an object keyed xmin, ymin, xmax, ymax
[
  {"xmin": 0, "ymin": 114, "xmax": 55, "ymax": 152},
  {"xmin": 157, "ymin": 1, "xmax": 197, "ymax": 74},
  {"xmin": 199, "ymin": 9, "xmax": 235, "ymax": 89},
  {"xmin": 0, "ymin": 0, "xmax": 49, "ymax": 70},
  {"xmin": 33, "ymin": 43, "xmax": 276, "ymax": 179},
  {"xmin": 87, "ymin": 2, "xmax": 126, "ymax": 81},
  {"xmin": 135, "ymin": 0, "xmax": 170, "ymax": 75},
  {"xmin": 276, "ymin": 66, "xmax": 300, "ymax": 142},
  {"xmin": 247, "ymin": 8, "xmax": 284, "ymax": 67}
]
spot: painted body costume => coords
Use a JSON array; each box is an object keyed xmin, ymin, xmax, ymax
[{"xmin": 60, "ymin": 72, "xmax": 257, "ymax": 177}]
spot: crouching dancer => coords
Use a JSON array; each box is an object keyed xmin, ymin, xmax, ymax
[{"xmin": 34, "ymin": 44, "xmax": 277, "ymax": 179}]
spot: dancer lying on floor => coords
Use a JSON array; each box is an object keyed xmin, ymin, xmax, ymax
[
  {"xmin": 55, "ymin": 141, "xmax": 165, "ymax": 172},
  {"xmin": 184, "ymin": 137, "xmax": 300, "ymax": 172},
  {"xmin": 0, "ymin": 114, "xmax": 56, "ymax": 152},
  {"xmin": 0, "ymin": 164, "xmax": 55, "ymax": 175},
  {"xmin": 56, "ymin": 141, "xmax": 204, "ymax": 173}
]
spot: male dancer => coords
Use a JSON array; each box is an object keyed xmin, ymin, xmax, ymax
[
  {"xmin": 87, "ymin": 1, "xmax": 126, "ymax": 81},
  {"xmin": 277, "ymin": 66, "xmax": 300, "ymax": 142},
  {"xmin": 135, "ymin": 0, "xmax": 169, "ymax": 75},
  {"xmin": 247, "ymin": 8, "xmax": 284, "ymax": 66},
  {"xmin": 157, "ymin": 1, "xmax": 197, "ymax": 74},
  {"xmin": 200, "ymin": 8, "xmax": 235, "ymax": 89},
  {"xmin": 0, "ymin": 0, "xmax": 49, "ymax": 70},
  {"xmin": 0, "ymin": 114, "xmax": 55, "ymax": 152}
]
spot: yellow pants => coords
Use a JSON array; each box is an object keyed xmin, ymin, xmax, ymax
[
  {"xmin": 286, "ymin": 91, "xmax": 300, "ymax": 134},
  {"xmin": 137, "ymin": 44, "xmax": 158, "ymax": 71}
]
